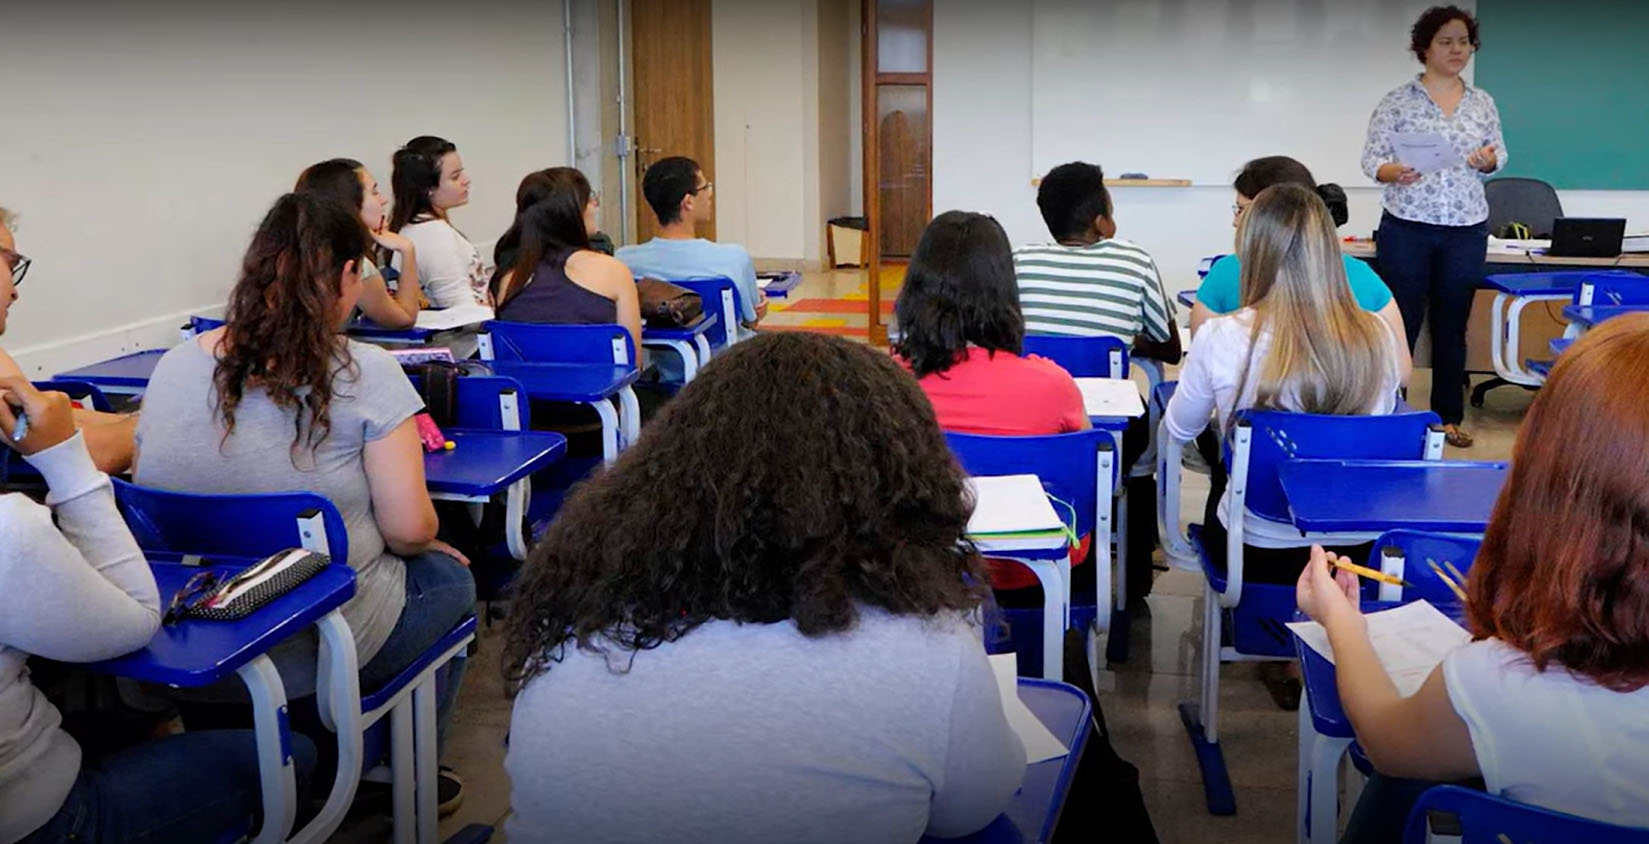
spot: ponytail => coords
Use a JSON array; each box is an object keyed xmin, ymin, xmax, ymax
[{"xmin": 1315, "ymin": 183, "xmax": 1349, "ymax": 227}]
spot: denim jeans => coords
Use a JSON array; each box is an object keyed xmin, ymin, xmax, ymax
[
  {"xmin": 20, "ymin": 730, "xmax": 318, "ymax": 844},
  {"xmin": 1375, "ymin": 212, "xmax": 1489, "ymax": 425},
  {"xmin": 357, "ymin": 550, "xmax": 477, "ymax": 745}
]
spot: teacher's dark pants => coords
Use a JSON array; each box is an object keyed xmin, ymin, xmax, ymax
[{"xmin": 1375, "ymin": 212, "xmax": 1489, "ymax": 426}]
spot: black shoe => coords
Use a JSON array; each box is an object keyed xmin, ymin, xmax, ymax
[{"xmin": 1257, "ymin": 662, "xmax": 1302, "ymax": 711}]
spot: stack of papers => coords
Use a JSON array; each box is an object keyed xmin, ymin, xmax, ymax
[
  {"xmin": 1487, "ymin": 237, "xmax": 1551, "ymax": 254},
  {"xmin": 966, "ymin": 475, "xmax": 1066, "ymax": 551},
  {"xmin": 1623, "ymin": 233, "xmax": 1649, "ymax": 254},
  {"xmin": 415, "ymin": 304, "xmax": 495, "ymax": 331},
  {"xmin": 989, "ymin": 653, "xmax": 1070, "ymax": 764},
  {"xmin": 1286, "ymin": 600, "xmax": 1471, "ymax": 697},
  {"xmin": 1074, "ymin": 377, "xmax": 1145, "ymax": 418}
]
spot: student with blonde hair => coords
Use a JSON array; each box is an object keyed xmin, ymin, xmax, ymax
[{"xmin": 1164, "ymin": 183, "xmax": 1409, "ymax": 707}]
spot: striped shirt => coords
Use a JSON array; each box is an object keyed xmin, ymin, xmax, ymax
[{"xmin": 1012, "ymin": 239, "xmax": 1175, "ymax": 342}]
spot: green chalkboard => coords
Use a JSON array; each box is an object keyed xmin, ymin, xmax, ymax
[{"xmin": 1474, "ymin": 0, "xmax": 1649, "ymax": 190}]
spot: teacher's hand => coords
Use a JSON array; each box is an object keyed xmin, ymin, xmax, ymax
[
  {"xmin": 1378, "ymin": 162, "xmax": 1423, "ymax": 185},
  {"xmin": 1466, "ymin": 145, "xmax": 1498, "ymax": 172}
]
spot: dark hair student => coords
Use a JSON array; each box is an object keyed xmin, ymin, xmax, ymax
[
  {"xmin": 1233, "ymin": 156, "xmax": 1348, "ymax": 227},
  {"xmin": 389, "ymin": 135, "xmax": 460, "ymax": 233},
  {"xmin": 499, "ymin": 330, "xmax": 1021, "ymax": 842},
  {"xmin": 640, "ymin": 156, "xmax": 702, "ymax": 226},
  {"xmin": 490, "ymin": 167, "xmax": 593, "ymax": 305},
  {"xmin": 1035, "ymin": 161, "xmax": 1112, "ymax": 242},
  {"xmin": 892, "ymin": 211, "xmax": 1024, "ymax": 379}
]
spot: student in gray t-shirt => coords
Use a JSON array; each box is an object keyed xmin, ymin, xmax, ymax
[
  {"xmin": 502, "ymin": 332, "xmax": 1024, "ymax": 844},
  {"xmin": 134, "ymin": 193, "xmax": 475, "ymax": 804}
]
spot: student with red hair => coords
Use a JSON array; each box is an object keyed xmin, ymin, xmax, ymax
[{"xmin": 1298, "ymin": 312, "xmax": 1649, "ymax": 842}]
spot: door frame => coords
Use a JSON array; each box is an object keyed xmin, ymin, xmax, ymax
[{"xmin": 860, "ymin": 0, "xmax": 933, "ymax": 346}]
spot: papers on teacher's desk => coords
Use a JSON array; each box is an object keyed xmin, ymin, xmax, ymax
[
  {"xmin": 1286, "ymin": 600, "xmax": 1471, "ymax": 698},
  {"xmin": 1391, "ymin": 132, "xmax": 1463, "ymax": 174},
  {"xmin": 415, "ymin": 304, "xmax": 495, "ymax": 331},
  {"xmin": 1074, "ymin": 377, "xmax": 1145, "ymax": 418},
  {"xmin": 989, "ymin": 653, "xmax": 1070, "ymax": 764}
]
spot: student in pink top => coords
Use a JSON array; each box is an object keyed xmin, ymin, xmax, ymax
[{"xmin": 894, "ymin": 211, "xmax": 1089, "ymax": 592}]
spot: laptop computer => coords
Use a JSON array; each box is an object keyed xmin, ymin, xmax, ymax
[{"xmin": 1549, "ymin": 218, "xmax": 1626, "ymax": 258}]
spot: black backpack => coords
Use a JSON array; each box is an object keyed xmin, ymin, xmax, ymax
[{"xmin": 1055, "ymin": 627, "xmax": 1159, "ymax": 843}]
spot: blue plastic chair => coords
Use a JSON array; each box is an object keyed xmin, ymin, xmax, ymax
[
  {"xmin": 1021, "ymin": 334, "xmax": 1130, "ymax": 379},
  {"xmin": 666, "ymin": 277, "xmax": 745, "ymax": 352},
  {"xmin": 33, "ymin": 379, "xmax": 115, "ymax": 413},
  {"xmin": 478, "ymin": 321, "xmax": 641, "ymax": 462},
  {"xmin": 113, "ymin": 480, "xmax": 476, "ymax": 844},
  {"xmin": 1, "ymin": 381, "xmax": 119, "ymax": 490},
  {"xmin": 1580, "ymin": 272, "xmax": 1649, "ymax": 308},
  {"xmin": 1197, "ymin": 254, "xmax": 1229, "ymax": 279},
  {"xmin": 1296, "ymin": 530, "xmax": 1480, "ymax": 843},
  {"xmin": 405, "ymin": 373, "xmax": 525, "ymax": 433},
  {"xmin": 1158, "ymin": 409, "xmax": 1446, "ymax": 816},
  {"xmin": 1405, "ymin": 785, "xmax": 1649, "ymax": 843},
  {"xmin": 946, "ymin": 430, "xmax": 1115, "ymax": 684}
]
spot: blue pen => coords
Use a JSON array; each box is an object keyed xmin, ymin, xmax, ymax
[{"xmin": 9, "ymin": 410, "xmax": 26, "ymax": 443}]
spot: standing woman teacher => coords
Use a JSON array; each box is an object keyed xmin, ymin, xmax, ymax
[{"xmin": 1361, "ymin": 5, "xmax": 1507, "ymax": 448}]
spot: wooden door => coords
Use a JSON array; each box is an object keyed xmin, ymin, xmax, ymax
[
  {"xmin": 631, "ymin": 0, "xmax": 716, "ymax": 242},
  {"xmin": 862, "ymin": 0, "xmax": 932, "ymax": 345}
]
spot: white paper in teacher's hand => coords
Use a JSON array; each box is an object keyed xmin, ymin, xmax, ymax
[{"xmin": 1391, "ymin": 132, "xmax": 1463, "ymax": 174}]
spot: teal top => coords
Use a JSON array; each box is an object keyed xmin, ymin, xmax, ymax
[{"xmin": 1195, "ymin": 254, "xmax": 1393, "ymax": 314}]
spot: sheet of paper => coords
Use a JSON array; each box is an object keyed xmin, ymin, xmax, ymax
[
  {"xmin": 1486, "ymin": 237, "xmax": 1552, "ymax": 254},
  {"xmin": 1074, "ymin": 377, "xmax": 1145, "ymax": 418},
  {"xmin": 415, "ymin": 304, "xmax": 495, "ymax": 331},
  {"xmin": 1286, "ymin": 600, "xmax": 1471, "ymax": 698},
  {"xmin": 966, "ymin": 475, "xmax": 1064, "ymax": 537},
  {"xmin": 1391, "ymin": 132, "xmax": 1463, "ymax": 174},
  {"xmin": 989, "ymin": 653, "xmax": 1070, "ymax": 764}
]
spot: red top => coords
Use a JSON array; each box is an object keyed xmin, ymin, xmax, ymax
[
  {"xmin": 906, "ymin": 347, "xmax": 1090, "ymax": 591},
  {"xmin": 911, "ymin": 347, "xmax": 1087, "ymax": 436}
]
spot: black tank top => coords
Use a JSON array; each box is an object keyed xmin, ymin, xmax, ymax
[{"xmin": 496, "ymin": 248, "xmax": 617, "ymax": 325}]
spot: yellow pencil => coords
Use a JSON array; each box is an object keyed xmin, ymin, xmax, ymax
[
  {"xmin": 1328, "ymin": 557, "xmax": 1413, "ymax": 588},
  {"xmin": 1427, "ymin": 559, "xmax": 1469, "ymax": 602}
]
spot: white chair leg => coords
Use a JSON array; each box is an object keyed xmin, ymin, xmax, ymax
[
  {"xmin": 618, "ymin": 387, "xmax": 641, "ymax": 449},
  {"xmin": 391, "ymin": 702, "xmax": 416, "ymax": 844},
  {"xmin": 1308, "ymin": 736, "xmax": 1352, "ymax": 843},
  {"xmin": 1115, "ymin": 490, "xmax": 1129, "ymax": 613},
  {"xmin": 589, "ymin": 399, "xmax": 620, "ymax": 464},
  {"xmin": 693, "ymin": 334, "xmax": 713, "ymax": 364},
  {"xmin": 505, "ymin": 478, "xmax": 530, "ymax": 562},
  {"xmin": 1024, "ymin": 558, "xmax": 1070, "ymax": 679},
  {"xmin": 236, "ymin": 655, "xmax": 297, "ymax": 844},
  {"xmin": 413, "ymin": 679, "xmax": 440, "ymax": 844},
  {"xmin": 1200, "ymin": 583, "xmax": 1222, "ymax": 744}
]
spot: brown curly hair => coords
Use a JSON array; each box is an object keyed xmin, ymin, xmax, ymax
[
  {"xmin": 502, "ymin": 331, "xmax": 988, "ymax": 690},
  {"xmin": 214, "ymin": 192, "xmax": 367, "ymax": 454}
]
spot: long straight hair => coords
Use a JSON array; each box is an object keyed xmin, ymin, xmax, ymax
[
  {"xmin": 490, "ymin": 168, "xmax": 593, "ymax": 306},
  {"xmin": 1231, "ymin": 184, "xmax": 1391, "ymax": 419},
  {"xmin": 893, "ymin": 211, "xmax": 1024, "ymax": 378}
]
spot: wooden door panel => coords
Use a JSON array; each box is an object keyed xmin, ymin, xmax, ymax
[{"xmin": 631, "ymin": 0, "xmax": 715, "ymax": 242}]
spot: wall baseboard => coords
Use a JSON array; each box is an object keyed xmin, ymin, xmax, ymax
[{"xmin": 8, "ymin": 303, "xmax": 224, "ymax": 378}]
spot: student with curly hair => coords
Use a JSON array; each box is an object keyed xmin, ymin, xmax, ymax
[
  {"xmin": 1300, "ymin": 314, "xmax": 1649, "ymax": 842},
  {"xmin": 502, "ymin": 332, "xmax": 1024, "ymax": 844}
]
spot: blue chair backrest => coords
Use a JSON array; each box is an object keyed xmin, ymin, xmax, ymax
[
  {"xmin": 1233, "ymin": 409, "xmax": 1442, "ymax": 524},
  {"xmin": 1021, "ymin": 334, "xmax": 1129, "ymax": 379},
  {"xmin": 404, "ymin": 374, "xmax": 525, "ymax": 431},
  {"xmin": 667, "ymin": 278, "xmax": 741, "ymax": 349},
  {"xmin": 112, "ymin": 478, "xmax": 349, "ymax": 562},
  {"xmin": 1579, "ymin": 272, "xmax": 1649, "ymax": 307},
  {"xmin": 1405, "ymin": 785, "xmax": 1649, "ymax": 843},
  {"xmin": 945, "ymin": 429, "xmax": 1111, "ymax": 540},
  {"xmin": 33, "ymin": 380, "xmax": 114, "ymax": 413},
  {"xmin": 1365, "ymin": 529, "xmax": 1482, "ymax": 606},
  {"xmin": 481, "ymin": 321, "xmax": 637, "ymax": 368},
  {"xmin": 189, "ymin": 315, "xmax": 225, "ymax": 336},
  {"xmin": 1196, "ymin": 253, "xmax": 1228, "ymax": 279}
]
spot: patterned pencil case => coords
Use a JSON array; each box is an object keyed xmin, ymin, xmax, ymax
[{"xmin": 180, "ymin": 549, "xmax": 332, "ymax": 622}]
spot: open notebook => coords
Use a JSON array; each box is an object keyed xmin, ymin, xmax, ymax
[
  {"xmin": 1287, "ymin": 600, "xmax": 1471, "ymax": 697},
  {"xmin": 966, "ymin": 475, "xmax": 1067, "ymax": 551}
]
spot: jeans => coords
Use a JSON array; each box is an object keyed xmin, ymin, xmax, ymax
[
  {"xmin": 20, "ymin": 730, "xmax": 318, "ymax": 844},
  {"xmin": 357, "ymin": 550, "xmax": 477, "ymax": 745},
  {"xmin": 1375, "ymin": 213, "xmax": 1489, "ymax": 425}
]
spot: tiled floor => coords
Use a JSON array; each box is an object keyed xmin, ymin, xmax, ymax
[{"xmin": 406, "ymin": 269, "xmax": 1535, "ymax": 843}]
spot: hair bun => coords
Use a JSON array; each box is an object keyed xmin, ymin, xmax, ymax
[{"xmin": 1316, "ymin": 183, "xmax": 1349, "ymax": 227}]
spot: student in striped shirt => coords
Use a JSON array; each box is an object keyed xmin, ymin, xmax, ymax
[{"xmin": 1013, "ymin": 162, "xmax": 1181, "ymax": 364}]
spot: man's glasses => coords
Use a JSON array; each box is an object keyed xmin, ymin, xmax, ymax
[
  {"xmin": 691, "ymin": 182, "xmax": 713, "ymax": 195},
  {"xmin": 1, "ymin": 248, "xmax": 29, "ymax": 286}
]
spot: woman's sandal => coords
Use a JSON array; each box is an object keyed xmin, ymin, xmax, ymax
[{"xmin": 1442, "ymin": 424, "xmax": 1474, "ymax": 448}]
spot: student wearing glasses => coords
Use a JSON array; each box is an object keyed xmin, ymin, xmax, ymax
[
  {"xmin": 616, "ymin": 156, "xmax": 767, "ymax": 332},
  {"xmin": 0, "ymin": 209, "xmax": 296, "ymax": 843},
  {"xmin": 0, "ymin": 208, "xmax": 137, "ymax": 475}
]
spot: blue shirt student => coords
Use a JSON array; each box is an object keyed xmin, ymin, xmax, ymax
[
  {"xmin": 616, "ymin": 238, "xmax": 761, "ymax": 324},
  {"xmin": 1195, "ymin": 253, "xmax": 1393, "ymax": 314}
]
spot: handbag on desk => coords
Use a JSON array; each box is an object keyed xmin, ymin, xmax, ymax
[{"xmin": 636, "ymin": 277, "xmax": 704, "ymax": 328}]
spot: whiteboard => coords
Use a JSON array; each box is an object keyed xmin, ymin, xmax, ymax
[{"xmin": 1031, "ymin": 0, "xmax": 1472, "ymax": 186}]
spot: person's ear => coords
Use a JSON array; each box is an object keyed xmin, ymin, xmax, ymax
[
  {"xmin": 1096, "ymin": 215, "xmax": 1117, "ymax": 239},
  {"xmin": 341, "ymin": 259, "xmax": 359, "ymax": 284}
]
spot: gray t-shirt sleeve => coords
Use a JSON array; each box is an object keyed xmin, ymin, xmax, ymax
[
  {"xmin": 925, "ymin": 636, "xmax": 1026, "ymax": 838},
  {"xmin": 346, "ymin": 342, "xmax": 426, "ymax": 442}
]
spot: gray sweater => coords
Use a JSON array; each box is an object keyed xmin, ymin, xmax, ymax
[
  {"xmin": 0, "ymin": 434, "xmax": 159, "ymax": 843},
  {"xmin": 505, "ymin": 609, "xmax": 1025, "ymax": 844}
]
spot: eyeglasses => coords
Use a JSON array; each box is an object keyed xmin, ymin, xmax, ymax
[
  {"xmin": 1, "ymin": 248, "xmax": 29, "ymax": 286},
  {"xmin": 691, "ymin": 182, "xmax": 713, "ymax": 195},
  {"xmin": 164, "ymin": 570, "xmax": 222, "ymax": 625}
]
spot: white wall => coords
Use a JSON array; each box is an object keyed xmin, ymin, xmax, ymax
[
  {"xmin": 933, "ymin": 0, "xmax": 1649, "ymax": 310},
  {"xmin": 1, "ymin": 1, "xmax": 569, "ymax": 375},
  {"xmin": 712, "ymin": 0, "xmax": 820, "ymax": 264}
]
